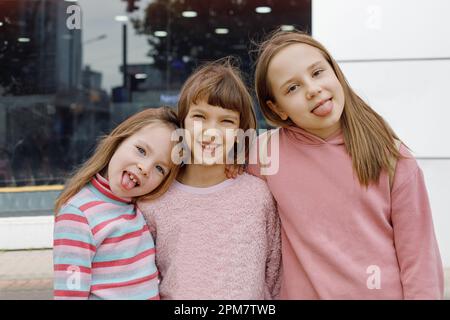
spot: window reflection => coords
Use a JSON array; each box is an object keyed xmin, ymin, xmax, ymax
[{"xmin": 0, "ymin": 0, "xmax": 311, "ymax": 188}]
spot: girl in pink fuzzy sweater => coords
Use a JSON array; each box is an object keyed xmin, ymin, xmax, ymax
[{"xmin": 139, "ymin": 59, "xmax": 281, "ymax": 300}]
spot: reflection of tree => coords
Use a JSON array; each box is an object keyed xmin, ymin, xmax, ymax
[{"xmin": 132, "ymin": 0, "xmax": 311, "ymax": 88}]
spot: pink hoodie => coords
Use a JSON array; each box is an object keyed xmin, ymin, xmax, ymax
[{"xmin": 248, "ymin": 126, "xmax": 444, "ymax": 299}]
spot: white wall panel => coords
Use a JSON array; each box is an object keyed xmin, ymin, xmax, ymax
[
  {"xmin": 0, "ymin": 216, "xmax": 53, "ymax": 250},
  {"xmin": 419, "ymin": 160, "xmax": 450, "ymax": 267},
  {"xmin": 312, "ymin": 0, "xmax": 450, "ymax": 60},
  {"xmin": 339, "ymin": 60, "xmax": 450, "ymax": 157}
]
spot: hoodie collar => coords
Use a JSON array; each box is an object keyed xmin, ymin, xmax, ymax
[{"xmin": 283, "ymin": 125, "xmax": 345, "ymax": 146}]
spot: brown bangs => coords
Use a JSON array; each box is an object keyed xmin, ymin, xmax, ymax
[{"xmin": 178, "ymin": 57, "xmax": 256, "ymax": 131}]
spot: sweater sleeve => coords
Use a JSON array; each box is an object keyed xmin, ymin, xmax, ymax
[
  {"xmin": 263, "ymin": 195, "xmax": 282, "ymax": 299},
  {"xmin": 53, "ymin": 204, "xmax": 96, "ymax": 300},
  {"xmin": 137, "ymin": 202, "xmax": 157, "ymax": 240},
  {"xmin": 391, "ymin": 163, "xmax": 444, "ymax": 299}
]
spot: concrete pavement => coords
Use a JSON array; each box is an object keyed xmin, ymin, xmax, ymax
[
  {"xmin": 0, "ymin": 250, "xmax": 53, "ymax": 300},
  {"xmin": 1, "ymin": 249, "xmax": 449, "ymax": 300}
]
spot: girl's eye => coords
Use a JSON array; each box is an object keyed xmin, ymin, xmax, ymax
[
  {"xmin": 192, "ymin": 114, "xmax": 205, "ymax": 119},
  {"xmin": 222, "ymin": 119, "xmax": 235, "ymax": 124},
  {"xmin": 313, "ymin": 69, "xmax": 324, "ymax": 77},
  {"xmin": 136, "ymin": 146, "xmax": 146, "ymax": 155},
  {"xmin": 156, "ymin": 165, "xmax": 165, "ymax": 175},
  {"xmin": 287, "ymin": 84, "xmax": 299, "ymax": 94}
]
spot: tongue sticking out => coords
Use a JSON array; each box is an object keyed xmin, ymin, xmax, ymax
[
  {"xmin": 121, "ymin": 172, "xmax": 136, "ymax": 190},
  {"xmin": 312, "ymin": 100, "xmax": 333, "ymax": 117}
]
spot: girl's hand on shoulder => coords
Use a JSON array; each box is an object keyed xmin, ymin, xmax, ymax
[{"xmin": 225, "ymin": 164, "xmax": 245, "ymax": 179}]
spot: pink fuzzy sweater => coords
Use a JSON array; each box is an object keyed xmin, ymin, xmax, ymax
[{"xmin": 138, "ymin": 173, "xmax": 281, "ymax": 300}]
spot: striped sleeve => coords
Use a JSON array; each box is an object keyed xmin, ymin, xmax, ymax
[{"xmin": 53, "ymin": 204, "xmax": 96, "ymax": 300}]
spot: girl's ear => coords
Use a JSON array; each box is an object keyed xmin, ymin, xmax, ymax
[{"xmin": 267, "ymin": 100, "xmax": 289, "ymax": 121}]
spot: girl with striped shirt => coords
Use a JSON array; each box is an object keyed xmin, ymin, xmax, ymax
[{"xmin": 53, "ymin": 107, "xmax": 180, "ymax": 300}]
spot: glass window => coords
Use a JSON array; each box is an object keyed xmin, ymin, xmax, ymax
[{"xmin": 0, "ymin": 0, "xmax": 311, "ymax": 191}]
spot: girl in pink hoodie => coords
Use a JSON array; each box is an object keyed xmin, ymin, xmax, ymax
[{"xmin": 248, "ymin": 29, "xmax": 444, "ymax": 299}]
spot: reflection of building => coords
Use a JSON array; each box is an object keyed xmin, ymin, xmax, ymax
[
  {"xmin": 124, "ymin": 64, "xmax": 164, "ymax": 91},
  {"xmin": 113, "ymin": 63, "xmax": 179, "ymax": 106},
  {"xmin": 0, "ymin": 0, "xmax": 84, "ymax": 188},
  {"xmin": 138, "ymin": 0, "xmax": 311, "ymax": 88},
  {"xmin": 83, "ymin": 65, "xmax": 102, "ymax": 91},
  {"xmin": 130, "ymin": 0, "xmax": 312, "ymax": 126},
  {"xmin": 0, "ymin": 0, "xmax": 111, "ymax": 190},
  {"xmin": 0, "ymin": 0, "xmax": 82, "ymax": 95}
]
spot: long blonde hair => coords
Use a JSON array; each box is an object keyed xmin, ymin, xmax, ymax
[
  {"xmin": 254, "ymin": 29, "xmax": 402, "ymax": 186},
  {"xmin": 54, "ymin": 107, "xmax": 180, "ymax": 213}
]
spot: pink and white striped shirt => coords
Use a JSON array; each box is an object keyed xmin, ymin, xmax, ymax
[{"xmin": 53, "ymin": 174, "xmax": 159, "ymax": 300}]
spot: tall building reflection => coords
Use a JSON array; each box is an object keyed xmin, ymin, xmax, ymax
[
  {"xmin": 0, "ymin": 0, "xmax": 82, "ymax": 94},
  {"xmin": 0, "ymin": 0, "xmax": 311, "ymax": 189},
  {"xmin": 0, "ymin": 0, "xmax": 110, "ymax": 187}
]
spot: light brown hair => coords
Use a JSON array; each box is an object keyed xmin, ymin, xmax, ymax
[
  {"xmin": 54, "ymin": 107, "xmax": 181, "ymax": 213},
  {"xmin": 177, "ymin": 57, "xmax": 257, "ymax": 163},
  {"xmin": 254, "ymin": 29, "xmax": 402, "ymax": 186}
]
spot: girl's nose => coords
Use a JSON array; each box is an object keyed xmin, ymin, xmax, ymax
[
  {"xmin": 306, "ymin": 84, "xmax": 322, "ymax": 100},
  {"xmin": 137, "ymin": 163, "xmax": 148, "ymax": 177},
  {"xmin": 203, "ymin": 128, "xmax": 221, "ymax": 142}
]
